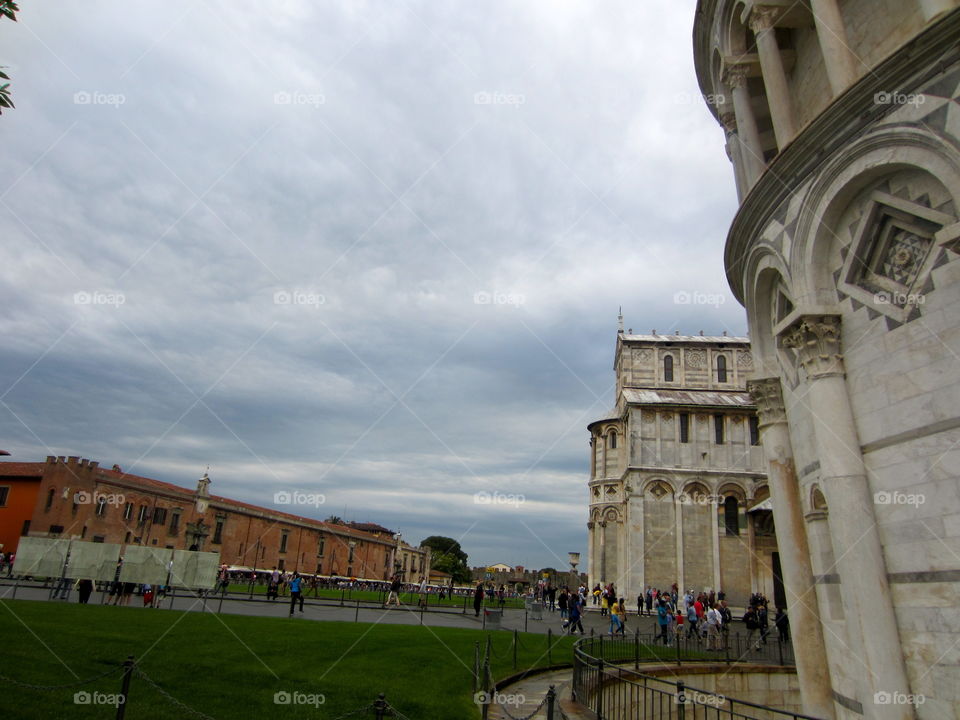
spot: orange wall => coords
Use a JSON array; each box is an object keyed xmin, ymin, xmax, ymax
[{"xmin": 0, "ymin": 476, "xmax": 41, "ymax": 555}]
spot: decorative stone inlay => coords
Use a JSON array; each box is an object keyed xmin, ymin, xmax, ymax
[
  {"xmin": 661, "ymin": 412, "xmax": 674, "ymax": 424},
  {"xmin": 633, "ymin": 349, "xmax": 652, "ymax": 363},
  {"xmin": 779, "ymin": 315, "xmax": 844, "ymax": 380},
  {"xmin": 648, "ymin": 481, "xmax": 671, "ymax": 499},
  {"xmin": 642, "ymin": 411, "xmax": 656, "ymax": 425},
  {"xmin": 731, "ymin": 415, "xmax": 743, "ymax": 424},
  {"xmin": 697, "ymin": 414, "xmax": 709, "ymax": 424},
  {"xmin": 686, "ymin": 349, "xmax": 706, "ymax": 369},
  {"xmin": 839, "ymin": 190, "xmax": 953, "ymax": 323},
  {"xmin": 737, "ymin": 350, "xmax": 753, "ymax": 369},
  {"xmin": 747, "ymin": 377, "xmax": 787, "ymax": 427}
]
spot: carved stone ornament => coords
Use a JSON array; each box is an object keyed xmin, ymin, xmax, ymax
[
  {"xmin": 648, "ymin": 482, "xmax": 670, "ymax": 499},
  {"xmin": 747, "ymin": 377, "xmax": 787, "ymax": 427},
  {"xmin": 642, "ymin": 411, "xmax": 656, "ymax": 425},
  {"xmin": 723, "ymin": 63, "xmax": 750, "ymax": 90},
  {"xmin": 748, "ymin": 6, "xmax": 781, "ymax": 34},
  {"xmin": 779, "ymin": 315, "xmax": 844, "ymax": 380},
  {"xmin": 686, "ymin": 350, "xmax": 706, "ymax": 369},
  {"xmin": 737, "ymin": 350, "xmax": 753, "ymax": 369}
]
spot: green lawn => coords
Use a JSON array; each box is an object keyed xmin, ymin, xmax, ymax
[
  {"xmin": 225, "ymin": 583, "xmax": 528, "ymax": 609},
  {"xmin": 0, "ymin": 599, "xmax": 574, "ymax": 720}
]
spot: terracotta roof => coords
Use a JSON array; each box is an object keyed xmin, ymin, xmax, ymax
[{"xmin": 0, "ymin": 462, "xmax": 45, "ymax": 477}]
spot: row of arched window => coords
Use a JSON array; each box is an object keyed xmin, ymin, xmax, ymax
[{"xmin": 663, "ymin": 354, "xmax": 728, "ymax": 383}]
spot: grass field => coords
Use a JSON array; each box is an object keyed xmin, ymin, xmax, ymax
[
  {"xmin": 225, "ymin": 583, "xmax": 529, "ymax": 609},
  {"xmin": 0, "ymin": 599, "xmax": 574, "ymax": 720}
]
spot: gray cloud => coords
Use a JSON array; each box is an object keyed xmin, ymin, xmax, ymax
[{"xmin": 0, "ymin": 0, "xmax": 744, "ymax": 569}]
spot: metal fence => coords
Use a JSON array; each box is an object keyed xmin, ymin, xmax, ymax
[
  {"xmin": 572, "ymin": 635, "xmax": 821, "ymax": 720},
  {"xmin": 578, "ymin": 631, "xmax": 794, "ymax": 668}
]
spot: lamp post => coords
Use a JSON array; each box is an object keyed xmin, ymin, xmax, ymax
[{"xmin": 568, "ymin": 552, "xmax": 580, "ymax": 590}]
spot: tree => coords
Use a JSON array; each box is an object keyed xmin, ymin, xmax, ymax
[
  {"xmin": 419, "ymin": 535, "xmax": 471, "ymax": 584},
  {"xmin": 0, "ymin": 2, "xmax": 18, "ymax": 115}
]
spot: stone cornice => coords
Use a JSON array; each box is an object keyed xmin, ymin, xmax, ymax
[{"xmin": 723, "ymin": 7, "xmax": 960, "ymax": 304}]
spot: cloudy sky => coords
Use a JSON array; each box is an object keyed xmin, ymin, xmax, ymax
[{"xmin": 0, "ymin": 0, "xmax": 747, "ymax": 570}]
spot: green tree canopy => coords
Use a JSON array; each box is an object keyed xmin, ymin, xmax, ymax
[{"xmin": 420, "ymin": 535, "xmax": 471, "ymax": 583}]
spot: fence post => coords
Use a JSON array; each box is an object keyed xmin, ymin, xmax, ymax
[
  {"xmin": 634, "ymin": 629, "xmax": 639, "ymax": 670},
  {"xmin": 340, "ymin": 588, "xmax": 345, "ymax": 606},
  {"xmin": 420, "ymin": 601, "xmax": 425, "ymax": 625},
  {"xmin": 596, "ymin": 658, "xmax": 604, "ymax": 720},
  {"xmin": 546, "ymin": 684, "xmax": 556, "ymax": 720},
  {"xmin": 116, "ymin": 655, "xmax": 134, "ymax": 720},
  {"xmin": 513, "ymin": 629, "xmax": 518, "ymax": 670},
  {"xmin": 355, "ymin": 600, "xmax": 360, "ymax": 622},
  {"xmin": 676, "ymin": 625, "xmax": 681, "ymax": 666},
  {"xmin": 524, "ymin": 609, "xmax": 528, "ymax": 633},
  {"xmin": 373, "ymin": 692, "xmax": 387, "ymax": 720},
  {"xmin": 599, "ymin": 634, "xmax": 604, "ymax": 661},
  {"xmin": 547, "ymin": 628, "xmax": 552, "ymax": 666},
  {"xmin": 676, "ymin": 680, "xmax": 686, "ymax": 720}
]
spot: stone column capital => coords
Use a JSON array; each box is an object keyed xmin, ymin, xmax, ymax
[
  {"xmin": 748, "ymin": 6, "xmax": 781, "ymax": 34},
  {"xmin": 720, "ymin": 111, "xmax": 738, "ymax": 134},
  {"xmin": 586, "ymin": 521, "xmax": 595, "ymax": 530},
  {"xmin": 747, "ymin": 376, "xmax": 787, "ymax": 428},
  {"xmin": 779, "ymin": 314, "xmax": 844, "ymax": 380},
  {"xmin": 723, "ymin": 64, "xmax": 751, "ymax": 89}
]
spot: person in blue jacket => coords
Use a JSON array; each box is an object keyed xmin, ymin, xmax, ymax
[{"xmin": 289, "ymin": 572, "xmax": 304, "ymax": 616}]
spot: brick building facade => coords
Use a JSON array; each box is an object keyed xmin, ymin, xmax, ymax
[{"xmin": 10, "ymin": 455, "xmax": 428, "ymax": 579}]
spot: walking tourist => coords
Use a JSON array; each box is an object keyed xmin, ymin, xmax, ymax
[{"xmin": 289, "ymin": 572, "xmax": 304, "ymax": 616}]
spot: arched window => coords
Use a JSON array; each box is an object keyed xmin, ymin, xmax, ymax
[
  {"xmin": 609, "ymin": 431, "xmax": 617, "ymax": 449},
  {"xmin": 717, "ymin": 355, "xmax": 728, "ymax": 383},
  {"xmin": 724, "ymin": 496, "xmax": 740, "ymax": 535},
  {"xmin": 664, "ymin": 355, "xmax": 674, "ymax": 382}
]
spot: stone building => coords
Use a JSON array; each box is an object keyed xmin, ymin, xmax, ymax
[
  {"xmin": 10, "ymin": 455, "xmax": 429, "ymax": 580},
  {"xmin": 694, "ymin": 1, "xmax": 960, "ymax": 718},
  {"xmin": 586, "ymin": 326, "xmax": 773, "ymax": 609}
]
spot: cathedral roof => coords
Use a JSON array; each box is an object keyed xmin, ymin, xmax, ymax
[{"xmin": 621, "ymin": 334, "xmax": 749, "ymax": 344}]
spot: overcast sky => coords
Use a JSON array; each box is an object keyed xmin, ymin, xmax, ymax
[{"xmin": 0, "ymin": 0, "xmax": 747, "ymax": 571}]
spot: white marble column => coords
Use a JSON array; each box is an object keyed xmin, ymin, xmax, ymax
[
  {"xmin": 675, "ymin": 497, "xmax": 685, "ymax": 592},
  {"xmin": 724, "ymin": 64, "xmax": 766, "ymax": 185},
  {"xmin": 599, "ymin": 520, "xmax": 607, "ymax": 584},
  {"xmin": 748, "ymin": 377, "xmax": 835, "ymax": 720},
  {"xmin": 750, "ymin": 7, "xmax": 797, "ymax": 149},
  {"xmin": 711, "ymin": 497, "xmax": 721, "ymax": 592},
  {"xmin": 780, "ymin": 316, "xmax": 914, "ymax": 720},
  {"xmin": 919, "ymin": 0, "xmax": 955, "ymax": 21},
  {"xmin": 586, "ymin": 520, "xmax": 595, "ymax": 589},
  {"xmin": 809, "ymin": 0, "xmax": 858, "ymax": 95}
]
